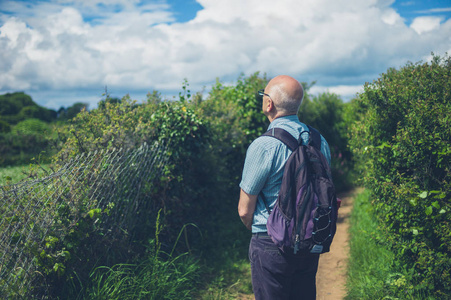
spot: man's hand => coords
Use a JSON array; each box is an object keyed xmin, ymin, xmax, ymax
[{"xmin": 238, "ymin": 189, "xmax": 258, "ymax": 230}]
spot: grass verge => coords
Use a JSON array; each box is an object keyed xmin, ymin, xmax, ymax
[
  {"xmin": 346, "ymin": 189, "xmax": 434, "ymax": 300},
  {"xmin": 196, "ymin": 217, "xmax": 254, "ymax": 300},
  {"xmin": 0, "ymin": 163, "xmax": 53, "ymax": 185},
  {"xmin": 346, "ymin": 189, "xmax": 395, "ymax": 299}
]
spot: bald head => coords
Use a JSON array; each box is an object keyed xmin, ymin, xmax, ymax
[{"xmin": 266, "ymin": 75, "xmax": 304, "ymax": 115}]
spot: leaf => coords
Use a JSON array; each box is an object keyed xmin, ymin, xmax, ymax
[
  {"xmin": 436, "ymin": 193, "xmax": 446, "ymax": 199},
  {"xmin": 418, "ymin": 191, "xmax": 428, "ymax": 199},
  {"xmin": 409, "ymin": 199, "xmax": 417, "ymax": 206},
  {"xmin": 425, "ymin": 206, "xmax": 433, "ymax": 216},
  {"xmin": 431, "ymin": 201, "xmax": 440, "ymax": 209},
  {"xmin": 412, "ymin": 229, "xmax": 419, "ymax": 235}
]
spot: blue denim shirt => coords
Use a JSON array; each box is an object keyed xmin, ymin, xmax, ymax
[{"xmin": 239, "ymin": 115, "xmax": 331, "ymax": 233}]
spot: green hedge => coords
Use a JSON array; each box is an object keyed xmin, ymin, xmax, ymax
[{"xmin": 349, "ymin": 54, "xmax": 451, "ymax": 298}]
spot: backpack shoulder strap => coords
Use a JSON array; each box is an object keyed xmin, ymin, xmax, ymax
[
  {"xmin": 262, "ymin": 126, "xmax": 322, "ymax": 151},
  {"xmin": 307, "ymin": 125, "xmax": 321, "ymax": 150},
  {"xmin": 259, "ymin": 127, "xmax": 298, "ymax": 215},
  {"xmin": 261, "ymin": 127, "xmax": 298, "ymax": 151}
]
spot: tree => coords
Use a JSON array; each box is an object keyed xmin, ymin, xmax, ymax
[{"xmin": 65, "ymin": 102, "xmax": 89, "ymax": 120}]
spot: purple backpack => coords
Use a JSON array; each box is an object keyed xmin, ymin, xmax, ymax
[{"xmin": 261, "ymin": 126, "xmax": 338, "ymax": 254}]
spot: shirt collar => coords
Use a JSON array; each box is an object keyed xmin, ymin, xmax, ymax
[{"xmin": 267, "ymin": 115, "xmax": 299, "ymax": 130}]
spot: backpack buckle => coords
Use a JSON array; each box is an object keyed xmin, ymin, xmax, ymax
[{"xmin": 310, "ymin": 244, "xmax": 323, "ymax": 254}]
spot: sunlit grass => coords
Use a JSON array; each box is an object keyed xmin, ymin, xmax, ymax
[
  {"xmin": 83, "ymin": 250, "xmax": 201, "ymax": 300},
  {"xmin": 345, "ymin": 190, "xmax": 434, "ymax": 300},
  {"xmin": 198, "ymin": 258, "xmax": 253, "ymax": 300},
  {"xmin": 0, "ymin": 165, "xmax": 34, "ymax": 185},
  {"xmin": 0, "ymin": 164, "xmax": 53, "ymax": 186},
  {"xmin": 345, "ymin": 189, "xmax": 395, "ymax": 299}
]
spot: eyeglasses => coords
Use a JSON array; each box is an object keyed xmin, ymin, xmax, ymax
[{"xmin": 256, "ymin": 89, "xmax": 272, "ymax": 102}]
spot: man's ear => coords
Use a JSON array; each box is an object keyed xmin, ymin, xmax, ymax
[{"xmin": 265, "ymin": 98, "xmax": 274, "ymax": 113}]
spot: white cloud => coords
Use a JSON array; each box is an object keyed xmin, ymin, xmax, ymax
[
  {"xmin": 0, "ymin": 0, "xmax": 450, "ymax": 109},
  {"xmin": 415, "ymin": 7, "xmax": 451, "ymax": 14},
  {"xmin": 310, "ymin": 85, "xmax": 364, "ymax": 101},
  {"xmin": 381, "ymin": 9, "xmax": 404, "ymax": 25},
  {"xmin": 410, "ymin": 16, "xmax": 443, "ymax": 34},
  {"xmin": 331, "ymin": 85, "xmax": 364, "ymax": 97}
]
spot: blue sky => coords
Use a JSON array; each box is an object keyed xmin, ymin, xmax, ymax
[
  {"xmin": 0, "ymin": 0, "xmax": 450, "ymax": 110},
  {"xmin": 391, "ymin": 0, "xmax": 451, "ymax": 24}
]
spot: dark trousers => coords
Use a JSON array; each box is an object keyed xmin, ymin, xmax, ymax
[{"xmin": 249, "ymin": 233, "xmax": 320, "ymax": 300}]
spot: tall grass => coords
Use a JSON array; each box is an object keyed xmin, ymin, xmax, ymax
[
  {"xmin": 83, "ymin": 248, "xmax": 200, "ymax": 299},
  {"xmin": 346, "ymin": 190, "xmax": 434, "ymax": 300},
  {"xmin": 196, "ymin": 214, "xmax": 254, "ymax": 299},
  {"xmin": 66, "ymin": 210, "xmax": 202, "ymax": 299}
]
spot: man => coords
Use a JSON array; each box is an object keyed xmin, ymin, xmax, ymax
[{"xmin": 238, "ymin": 75, "xmax": 331, "ymax": 300}]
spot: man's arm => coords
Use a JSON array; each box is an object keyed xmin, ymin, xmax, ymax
[{"xmin": 238, "ymin": 189, "xmax": 258, "ymax": 231}]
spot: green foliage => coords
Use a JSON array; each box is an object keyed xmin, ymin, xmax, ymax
[
  {"xmin": 0, "ymin": 120, "xmax": 11, "ymax": 133},
  {"xmin": 0, "ymin": 92, "xmax": 56, "ymax": 124},
  {"xmin": 97, "ymin": 87, "xmax": 123, "ymax": 111},
  {"xmin": 346, "ymin": 189, "xmax": 394, "ymax": 299},
  {"xmin": 54, "ymin": 96, "xmax": 151, "ymax": 160},
  {"xmin": 21, "ymin": 86, "xmax": 215, "ymax": 298},
  {"xmin": 0, "ymin": 92, "xmax": 34, "ymax": 115},
  {"xmin": 0, "ymin": 92, "xmax": 61, "ymax": 167},
  {"xmin": 194, "ymin": 72, "xmax": 269, "ymax": 187},
  {"xmin": 61, "ymin": 102, "xmax": 89, "ymax": 120},
  {"xmin": 0, "ymin": 119, "xmax": 55, "ymax": 166},
  {"xmin": 13, "ymin": 118, "xmax": 50, "ymax": 136},
  {"xmin": 77, "ymin": 211, "xmax": 201, "ymax": 299},
  {"xmin": 346, "ymin": 189, "xmax": 434, "ymax": 299},
  {"xmin": 349, "ymin": 54, "xmax": 451, "ymax": 298},
  {"xmin": 18, "ymin": 105, "xmax": 56, "ymax": 122},
  {"xmin": 0, "ymin": 164, "xmax": 53, "ymax": 185},
  {"xmin": 299, "ymin": 91, "xmax": 355, "ymax": 191}
]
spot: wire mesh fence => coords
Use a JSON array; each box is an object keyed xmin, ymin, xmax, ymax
[{"xmin": 0, "ymin": 141, "xmax": 169, "ymax": 298}]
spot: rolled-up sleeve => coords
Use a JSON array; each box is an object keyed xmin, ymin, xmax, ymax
[{"xmin": 239, "ymin": 138, "xmax": 272, "ymax": 195}]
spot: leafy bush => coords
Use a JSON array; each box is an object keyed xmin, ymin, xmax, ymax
[
  {"xmin": 0, "ymin": 92, "xmax": 60, "ymax": 166},
  {"xmin": 19, "ymin": 90, "xmax": 216, "ymax": 298},
  {"xmin": 0, "ymin": 119, "xmax": 55, "ymax": 166},
  {"xmin": 13, "ymin": 118, "xmax": 50, "ymax": 136},
  {"xmin": 349, "ymin": 54, "xmax": 451, "ymax": 298},
  {"xmin": 299, "ymin": 91, "xmax": 355, "ymax": 191},
  {"xmin": 0, "ymin": 120, "xmax": 11, "ymax": 133},
  {"xmin": 194, "ymin": 72, "xmax": 269, "ymax": 187}
]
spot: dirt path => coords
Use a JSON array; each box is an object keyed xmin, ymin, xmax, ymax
[{"xmin": 316, "ymin": 188, "xmax": 359, "ymax": 300}]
